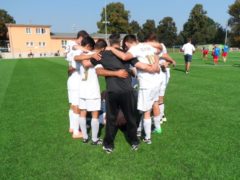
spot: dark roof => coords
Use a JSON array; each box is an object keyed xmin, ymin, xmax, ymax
[
  {"xmin": 50, "ymin": 32, "xmax": 76, "ymax": 39},
  {"xmin": 90, "ymin": 33, "xmax": 127, "ymax": 39},
  {"xmin": 6, "ymin": 23, "xmax": 51, "ymax": 28}
]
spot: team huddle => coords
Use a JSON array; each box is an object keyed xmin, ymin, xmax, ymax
[{"xmin": 65, "ymin": 30, "xmax": 176, "ymax": 153}]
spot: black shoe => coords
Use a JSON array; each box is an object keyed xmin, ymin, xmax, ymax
[
  {"xmin": 102, "ymin": 146, "xmax": 113, "ymax": 154},
  {"xmin": 131, "ymin": 144, "xmax": 139, "ymax": 151},
  {"xmin": 91, "ymin": 139, "xmax": 103, "ymax": 145},
  {"xmin": 83, "ymin": 138, "xmax": 89, "ymax": 143}
]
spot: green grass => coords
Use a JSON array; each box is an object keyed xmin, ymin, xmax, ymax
[{"xmin": 0, "ymin": 53, "xmax": 240, "ymax": 179}]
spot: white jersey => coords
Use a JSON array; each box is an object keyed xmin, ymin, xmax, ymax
[
  {"xmin": 65, "ymin": 40, "xmax": 78, "ymax": 64},
  {"xmin": 182, "ymin": 42, "xmax": 195, "ymax": 55},
  {"xmin": 159, "ymin": 43, "xmax": 168, "ymax": 65},
  {"xmin": 67, "ymin": 49, "xmax": 83, "ymax": 91},
  {"xmin": 79, "ymin": 52, "xmax": 100, "ymax": 99},
  {"xmin": 128, "ymin": 43, "xmax": 159, "ymax": 89},
  {"xmin": 70, "ymin": 50, "xmax": 83, "ymax": 71}
]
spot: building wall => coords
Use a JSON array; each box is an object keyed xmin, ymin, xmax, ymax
[
  {"xmin": 6, "ymin": 25, "xmax": 75, "ymax": 58},
  {"xmin": 8, "ymin": 25, "xmax": 52, "ymax": 58}
]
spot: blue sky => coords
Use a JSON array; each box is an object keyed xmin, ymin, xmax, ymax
[{"xmin": 1, "ymin": 0, "xmax": 235, "ymax": 33}]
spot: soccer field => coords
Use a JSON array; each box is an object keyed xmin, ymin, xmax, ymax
[{"xmin": 0, "ymin": 52, "xmax": 240, "ymax": 179}]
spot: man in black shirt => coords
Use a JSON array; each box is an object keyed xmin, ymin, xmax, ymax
[{"xmin": 91, "ymin": 34, "xmax": 158, "ymax": 153}]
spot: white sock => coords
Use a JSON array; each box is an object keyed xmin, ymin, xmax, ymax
[
  {"xmin": 137, "ymin": 118, "xmax": 143, "ymax": 132},
  {"xmin": 79, "ymin": 117, "xmax": 88, "ymax": 139},
  {"xmin": 143, "ymin": 119, "xmax": 152, "ymax": 139},
  {"xmin": 69, "ymin": 109, "xmax": 74, "ymax": 130},
  {"xmin": 154, "ymin": 115, "xmax": 161, "ymax": 129},
  {"xmin": 72, "ymin": 113, "xmax": 80, "ymax": 135},
  {"xmin": 159, "ymin": 104, "xmax": 165, "ymax": 118},
  {"xmin": 91, "ymin": 118, "xmax": 99, "ymax": 142}
]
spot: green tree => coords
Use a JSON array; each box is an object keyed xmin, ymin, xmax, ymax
[
  {"xmin": 97, "ymin": 2, "xmax": 129, "ymax": 34},
  {"xmin": 181, "ymin": 4, "xmax": 217, "ymax": 44},
  {"xmin": 214, "ymin": 24, "xmax": 226, "ymax": 44},
  {"xmin": 0, "ymin": 9, "xmax": 15, "ymax": 40},
  {"xmin": 137, "ymin": 19, "xmax": 156, "ymax": 42},
  {"xmin": 156, "ymin": 17, "xmax": 177, "ymax": 47},
  {"xmin": 228, "ymin": 0, "xmax": 240, "ymax": 47},
  {"xmin": 128, "ymin": 20, "xmax": 141, "ymax": 34}
]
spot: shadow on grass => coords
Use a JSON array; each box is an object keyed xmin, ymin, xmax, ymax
[
  {"xmin": 173, "ymin": 68, "xmax": 185, "ymax": 73},
  {"xmin": 232, "ymin": 64, "xmax": 240, "ymax": 68}
]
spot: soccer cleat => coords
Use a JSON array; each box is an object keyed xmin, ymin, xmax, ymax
[
  {"xmin": 162, "ymin": 116, "xmax": 167, "ymax": 122},
  {"xmin": 153, "ymin": 128, "xmax": 162, "ymax": 134},
  {"xmin": 72, "ymin": 132, "xmax": 83, "ymax": 139},
  {"xmin": 143, "ymin": 138, "xmax": 152, "ymax": 144},
  {"xmin": 91, "ymin": 139, "xmax": 103, "ymax": 145},
  {"xmin": 102, "ymin": 146, "xmax": 113, "ymax": 154},
  {"xmin": 83, "ymin": 138, "xmax": 89, "ymax": 143},
  {"xmin": 131, "ymin": 144, "xmax": 139, "ymax": 151}
]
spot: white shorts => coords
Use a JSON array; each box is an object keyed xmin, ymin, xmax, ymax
[
  {"xmin": 67, "ymin": 72, "xmax": 81, "ymax": 90},
  {"xmin": 68, "ymin": 90, "xmax": 79, "ymax": 105},
  {"xmin": 159, "ymin": 72, "xmax": 167, "ymax": 97},
  {"xmin": 166, "ymin": 68, "xmax": 170, "ymax": 84},
  {"xmin": 67, "ymin": 72, "xmax": 81, "ymax": 105},
  {"xmin": 78, "ymin": 98, "xmax": 101, "ymax": 111},
  {"xmin": 137, "ymin": 87, "xmax": 159, "ymax": 112}
]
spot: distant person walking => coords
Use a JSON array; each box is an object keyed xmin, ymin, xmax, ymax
[
  {"xmin": 181, "ymin": 38, "xmax": 195, "ymax": 74},
  {"xmin": 222, "ymin": 45, "xmax": 229, "ymax": 63},
  {"xmin": 202, "ymin": 47, "xmax": 209, "ymax": 61},
  {"xmin": 212, "ymin": 45, "xmax": 220, "ymax": 65}
]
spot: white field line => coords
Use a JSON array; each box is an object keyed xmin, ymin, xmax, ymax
[{"xmin": 176, "ymin": 64, "xmax": 235, "ymax": 67}]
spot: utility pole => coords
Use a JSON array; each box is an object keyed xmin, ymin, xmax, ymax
[
  {"xmin": 224, "ymin": 21, "xmax": 228, "ymax": 45},
  {"xmin": 103, "ymin": 0, "xmax": 110, "ymax": 42}
]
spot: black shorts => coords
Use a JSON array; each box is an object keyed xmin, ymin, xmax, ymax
[{"xmin": 184, "ymin": 54, "xmax": 192, "ymax": 62}]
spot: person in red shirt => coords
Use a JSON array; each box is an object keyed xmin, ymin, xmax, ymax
[{"xmin": 202, "ymin": 47, "xmax": 209, "ymax": 60}]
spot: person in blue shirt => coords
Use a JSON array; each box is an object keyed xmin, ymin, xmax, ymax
[
  {"xmin": 222, "ymin": 45, "xmax": 229, "ymax": 63},
  {"xmin": 212, "ymin": 45, "xmax": 220, "ymax": 65}
]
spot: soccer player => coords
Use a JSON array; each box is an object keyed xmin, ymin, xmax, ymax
[
  {"xmin": 202, "ymin": 47, "xmax": 209, "ymax": 61},
  {"xmin": 73, "ymin": 37, "xmax": 104, "ymax": 144},
  {"xmin": 107, "ymin": 34, "xmax": 163, "ymax": 144},
  {"xmin": 144, "ymin": 33, "xmax": 176, "ymax": 126},
  {"xmin": 222, "ymin": 45, "xmax": 229, "ymax": 63},
  {"xmin": 181, "ymin": 38, "xmax": 195, "ymax": 74},
  {"xmin": 66, "ymin": 30, "xmax": 88, "ymax": 137},
  {"xmin": 212, "ymin": 45, "xmax": 220, "ymax": 65}
]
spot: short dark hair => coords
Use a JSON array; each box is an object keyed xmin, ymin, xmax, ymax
[
  {"xmin": 81, "ymin": 36, "xmax": 95, "ymax": 49},
  {"xmin": 122, "ymin": 35, "xmax": 137, "ymax": 51},
  {"xmin": 145, "ymin": 33, "xmax": 157, "ymax": 42},
  {"xmin": 94, "ymin": 39, "xmax": 107, "ymax": 50},
  {"xmin": 77, "ymin": 30, "xmax": 89, "ymax": 39},
  {"xmin": 109, "ymin": 33, "xmax": 121, "ymax": 46}
]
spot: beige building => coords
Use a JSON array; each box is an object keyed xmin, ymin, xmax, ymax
[
  {"xmin": 4, "ymin": 24, "xmax": 77, "ymax": 58},
  {"xmin": 2, "ymin": 23, "xmax": 124, "ymax": 59}
]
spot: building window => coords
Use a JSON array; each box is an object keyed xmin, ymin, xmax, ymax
[
  {"xmin": 26, "ymin": 28, "xmax": 31, "ymax": 34},
  {"xmin": 36, "ymin": 28, "xmax": 46, "ymax": 34},
  {"xmin": 61, "ymin": 40, "xmax": 67, "ymax": 48},
  {"xmin": 26, "ymin": 42, "xmax": 34, "ymax": 47},
  {"xmin": 39, "ymin": 42, "xmax": 46, "ymax": 47}
]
